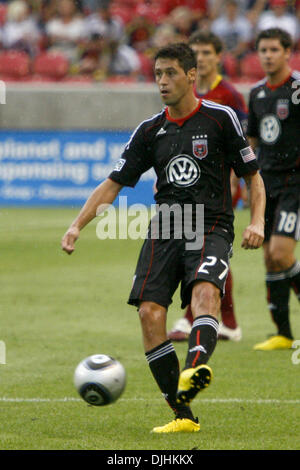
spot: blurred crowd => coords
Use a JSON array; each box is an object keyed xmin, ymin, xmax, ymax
[{"xmin": 0, "ymin": 0, "xmax": 299, "ymax": 83}]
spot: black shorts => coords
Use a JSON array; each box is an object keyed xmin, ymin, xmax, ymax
[
  {"xmin": 128, "ymin": 232, "xmax": 232, "ymax": 310},
  {"xmin": 264, "ymin": 185, "xmax": 300, "ymax": 242}
]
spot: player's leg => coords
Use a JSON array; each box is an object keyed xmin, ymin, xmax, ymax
[
  {"xmin": 168, "ymin": 269, "xmax": 241, "ymax": 342},
  {"xmin": 254, "ymin": 236, "xmax": 296, "ymax": 350},
  {"xmin": 218, "ymin": 268, "xmax": 242, "ymax": 341},
  {"xmin": 177, "ymin": 233, "xmax": 230, "ymax": 405},
  {"xmin": 139, "ymin": 301, "xmax": 186, "ymax": 416},
  {"xmin": 139, "ymin": 301, "xmax": 200, "ymax": 433},
  {"xmin": 186, "ymin": 280, "xmax": 220, "ymax": 367},
  {"xmin": 176, "ymin": 281, "xmax": 219, "ymax": 405},
  {"xmin": 254, "ymin": 189, "xmax": 299, "ymax": 350},
  {"xmin": 128, "ymin": 236, "xmax": 199, "ymax": 432}
]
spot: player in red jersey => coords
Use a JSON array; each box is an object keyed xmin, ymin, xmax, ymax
[{"xmin": 168, "ymin": 31, "xmax": 247, "ymax": 342}]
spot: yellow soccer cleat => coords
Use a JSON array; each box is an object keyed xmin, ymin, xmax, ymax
[
  {"xmin": 152, "ymin": 418, "xmax": 200, "ymax": 433},
  {"xmin": 253, "ymin": 335, "xmax": 293, "ymax": 351},
  {"xmin": 177, "ymin": 364, "xmax": 213, "ymax": 405}
]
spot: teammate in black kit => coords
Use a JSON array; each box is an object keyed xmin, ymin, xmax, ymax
[
  {"xmin": 247, "ymin": 28, "xmax": 300, "ymax": 351},
  {"xmin": 62, "ymin": 43, "xmax": 265, "ymax": 433}
]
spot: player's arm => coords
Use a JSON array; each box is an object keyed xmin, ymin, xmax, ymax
[
  {"xmin": 61, "ymin": 178, "xmax": 123, "ymax": 254},
  {"xmin": 221, "ymin": 104, "xmax": 265, "ymax": 249},
  {"xmin": 241, "ymin": 171, "xmax": 265, "ymax": 250},
  {"xmin": 247, "ymin": 136, "xmax": 259, "ymax": 152}
]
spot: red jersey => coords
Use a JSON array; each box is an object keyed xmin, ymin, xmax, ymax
[{"xmin": 194, "ymin": 74, "xmax": 248, "ymax": 131}]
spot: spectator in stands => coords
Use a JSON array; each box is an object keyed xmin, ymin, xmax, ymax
[
  {"xmin": 81, "ymin": 0, "xmax": 100, "ymax": 14},
  {"xmin": 1, "ymin": 0, "xmax": 41, "ymax": 56},
  {"xmin": 167, "ymin": 6, "xmax": 198, "ymax": 41},
  {"xmin": 211, "ymin": 0, "xmax": 253, "ymax": 61},
  {"xmin": 83, "ymin": 1, "xmax": 142, "ymax": 80},
  {"xmin": 78, "ymin": 28, "xmax": 141, "ymax": 81},
  {"xmin": 45, "ymin": 0, "xmax": 86, "ymax": 63},
  {"xmin": 125, "ymin": 11, "xmax": 155, "ymax": 54},
  {"xmin": 84, "ymin": 0, "xmax": 124, "ymax": 44},
  {"xmin": 77, "ymin": 31, "xmax": 110, "ymax": 80},
  {"xmin": 256, "ymin": 0, "xmax": 299, "ymax": 43},
  {"xmin": 107, "ymin": 41, "xmax": 141, "ymax": 77},
  {"xmin": 160, "ymin": 0, "xmax": 208, "ymax": 18},
  {"xmin": 34, "ymin": 0, "xmax": 56, "ymax": 50},
  {"xmin": 246, "ymin": 0, "xmax": 268, "ymax": 26},
  {"xmin": 209, "ymin": 0, "xmax": 267, "ymax": 20},
  {"xmin": 151, "ymin": 23, "xmax": 181, "ymax": 50}
]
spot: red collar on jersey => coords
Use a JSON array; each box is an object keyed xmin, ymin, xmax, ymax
[
  {"xmin": 165, "ymin": 99, "xmax": 202, "ymax": 126},
  {"xmin": 266, "ymin": 73, "xmax": 291, "ymax": 91}
]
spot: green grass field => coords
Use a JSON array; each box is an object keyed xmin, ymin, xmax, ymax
[{"xmin": 0, "ymin": 207, "xmax": 299, "ymax": 450}]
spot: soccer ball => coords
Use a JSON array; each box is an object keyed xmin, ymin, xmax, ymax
[{"xmin": 74, "ymin": 354, "xmax": 126, "ymax": 406}]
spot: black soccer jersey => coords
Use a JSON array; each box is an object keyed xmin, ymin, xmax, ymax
[
  {"xmin": 247, "ymin": 71, "xmax": 300, "ymax": 176},
  {"xmin": 109, "ymin": 99, "xmax": 259, "ymax": 241}
]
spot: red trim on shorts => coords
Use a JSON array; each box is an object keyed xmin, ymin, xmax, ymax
[
  {"xmin": 195, "ymin": 235, "xmax": 206, "ymax": 279},
  {"xmin": 139, "ymin": 239, "xmax": 155, "ymax": 300},
  {"xmin": 194, "ymin": 217, "xmax": 221, "ymax": 280}
]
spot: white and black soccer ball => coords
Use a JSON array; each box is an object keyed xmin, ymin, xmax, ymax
[{"xmin": 74, "ymin": 354, "xmax": 126, "ymax": 406}]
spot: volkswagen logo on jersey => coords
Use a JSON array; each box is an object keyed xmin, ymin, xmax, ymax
[
  {"xmin": 260, "ymin": 114, "xmax": 281, "ymax": 144},
  {"xmin": 166, "ymin": 154, "xmax": 200, "ymax": 187}
]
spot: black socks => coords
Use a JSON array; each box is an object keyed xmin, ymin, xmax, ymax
[
  {"xmin": 145, "ymin": 340, "xmax": 194, "ymax": 420},
  {"xmin": 184, "ymin": 315, "xmax": 219, "ymax": 369},
  {"xmin": 266, "ymin": 261, "xmax": 300, "ymax": 339}
]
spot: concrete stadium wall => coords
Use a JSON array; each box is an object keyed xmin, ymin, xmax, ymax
[{"xmin": 0, "ymin": 83, "xmax": 250, "ymax": 130}]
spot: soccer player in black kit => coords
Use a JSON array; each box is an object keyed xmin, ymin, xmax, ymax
[
  {"xmin": 62, "ymin": 43, "xmax": 265, "ymax": 433},
  {"xmin": 247, "ymin": 28, "xmax": 300, "ymax": 351}
]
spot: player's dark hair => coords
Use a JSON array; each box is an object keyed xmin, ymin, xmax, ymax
[
  {"xmin": 154, "ymin": 43, "xmax": 197, "ymax": 74},
  {"xmin": 255, "ymin": 28, "xmax": 293, "ymax": 50},
  {"xmin": 188, "ymin": 31, "xmax": 223, "ymax": 54}
]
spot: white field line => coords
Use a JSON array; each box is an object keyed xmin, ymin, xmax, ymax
[{"xmin": 0, "ymin": 397, "xmax": 299, "ymax": 404}]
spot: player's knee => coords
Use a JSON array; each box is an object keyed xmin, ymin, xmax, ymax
[
  {"xmin": 191, "ymin": 282, "xmax": 221, "ymax": 318},
  {"xmin": 138, "ymin": 302, "xmax": 165, "ymax": 331},
  {"xmin": 267, "ymin": 246, "xmax": 290, "ymax": 270}
]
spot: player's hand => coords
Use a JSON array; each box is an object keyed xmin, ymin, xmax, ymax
[
  {"xmin": 61, "ymin": 226, "xmax": 80, "ymax": 254},
  {"xmin": 241, "ymin": 223, "xmax": 264, "ymax": 250}
]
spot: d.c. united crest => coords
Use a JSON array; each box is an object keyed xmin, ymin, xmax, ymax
[
  {"xmin": 276, "ymin": 99, "xmax": 289, "ymax": 120},
  {"xmin": 192, "ymin": 138, "xmax": 208, "ymax": 159}
]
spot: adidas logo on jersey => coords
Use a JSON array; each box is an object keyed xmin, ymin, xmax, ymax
[
  {"xmin": 257, "ymin": 90, "xmax": 266, "ymax": 98},
  {"xmin": 156, "ymin": 127, "xmax": 167, "ymax": 136}
]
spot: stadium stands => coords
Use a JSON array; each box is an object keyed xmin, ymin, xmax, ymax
[
  {"xmin": 32, "ymin": 52, "xmax": 70, "ymax": 80},
  {"xmin": 0, "ymin": 0, "xmax": 298, "ymax": 84},
  {"xmin": 0, "ymin": 50, "xmax": 31, "ymax": 81}
]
